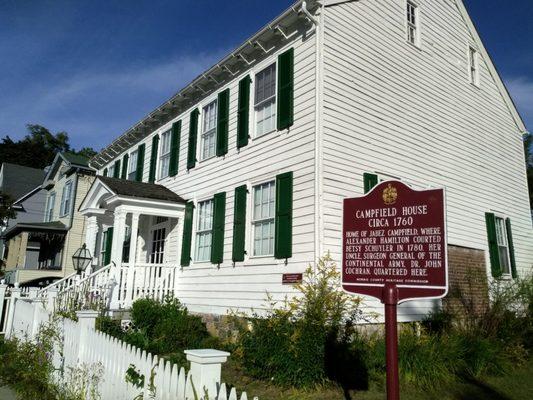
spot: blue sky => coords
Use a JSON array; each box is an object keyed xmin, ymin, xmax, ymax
[{"xmin": 0, "ymin": 0, "xmax": 532, "ymax": 151}]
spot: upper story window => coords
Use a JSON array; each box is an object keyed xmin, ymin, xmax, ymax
[
  {"xmin": 252, "ymin": 180, "xmax": 276, "ymax": 256},
  {"xmin": 108, "ymin": 164, "xmax": 115, "ymax": 179},
  {"xmin": 201, "ymin": 100, "xmax": 218, "ymax": 160},
  {"xmin": 128, "ymin": 150, "xmax": 138, "ymax": 181},
  {"xmin": 60, "ymin": 181, "xmax": 73, "ymax": 217},
  {"xmin": 469, "ymin": 46, "xmax": 480, "ymax": 86},
  {"xmin": 494, "ymin": 216, "xmax": 511, "ymax": 276},
  {"xmin": 406, "ymin": 1, "xmax": 420, "ymax": 46},
  {"xmin": 159, "ymin": 129, "xmax": 171, "ymax": 179},
  {"xmin": 255, "ymin": 63, "xmax": 277, "ymax": 137},
  {"xmin": 45, "ymin": 192, "xmax": 56, "ymax": 222},
  {"xmin": 195, "ymin": 199, "xmax": 213, "ymax": 262}
]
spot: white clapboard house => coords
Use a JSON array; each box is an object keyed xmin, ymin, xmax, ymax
[{"xmin": 46, "ymin": 0, "xmax": 532, "ymax": 321}]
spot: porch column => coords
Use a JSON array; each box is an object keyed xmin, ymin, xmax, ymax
[
  {"xmin": 109, "ymin": 208, "xmax": 127, "ymax": 310},
  {"xmin": 125, "ymin": 212, "xmax": 140, "ymax": 307},
  {"xmin": 85, "ymin": 215, "xmax": 99, "ymax": 272},
  {"xmin": 110, "ymin": 208, "xmax": 127, "ymax": 265}
]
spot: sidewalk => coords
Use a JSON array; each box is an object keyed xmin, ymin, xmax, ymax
[{"xmin": 0, "ymin": 386, "xmax": 16, "ymax": 400}]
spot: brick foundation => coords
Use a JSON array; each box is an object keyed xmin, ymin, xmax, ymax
[{"xmin": 444, "ymin": 245, "xmax": 489, "ymax": 316}]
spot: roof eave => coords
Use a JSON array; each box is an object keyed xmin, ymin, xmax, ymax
[{"xmin": 90, "ymin": 0, "xmax": 318, "ymax": 169}]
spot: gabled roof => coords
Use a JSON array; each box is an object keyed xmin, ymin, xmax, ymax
[
  {"xmin": 0, "ymin": 163, "xmax": 46, "ymax": 200},
  {"xmin": 43, "ymin": 152, "xmax": 95, "ymax": 183},
  {"xmin": 98, "ymin": 176, "xmax": 186, "ymax": 203},
  {"xmin": 90, "ymin": 0, "xmax": 318, "ymax": 169}
]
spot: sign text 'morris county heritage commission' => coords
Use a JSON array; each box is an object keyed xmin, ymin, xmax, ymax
[{"xmin": 342, "ymin": 180, "xmax": 448, "ymax": 303}]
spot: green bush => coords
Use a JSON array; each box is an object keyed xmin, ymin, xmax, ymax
[
  {"xmin": 97, "ymin": 297, "xmax": 210, "ymax": 368},
  {"xmin": 235, "ymin": 254, "xmax": 368, "ymax": 388}
]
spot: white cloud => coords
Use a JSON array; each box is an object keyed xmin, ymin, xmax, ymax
[
  {"xmin": 0, "ymin": 49, "xmax": 228, "ymax": 149},
  {"xmin": 506, "ymin": 77, "xmax": 533, "ymax": 130}
]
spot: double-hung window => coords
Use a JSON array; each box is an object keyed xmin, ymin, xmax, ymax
[
  {"xmin": 60, "ymin": 181, "xmax": 73, "ymax": 217},
  {"xmin": 469, "ymin": 46, "xmax": 479, "ymax": 86},
  {"xmin": 494, "ymin": 216, "xmax": 511, "ymax": 276},
  {"xmin": 128, "ymin": 150, "xmax": 138, "ymax": 181},
  {"xmin": 108, "ymin": 164, "xmax": 115, "ymax": 179},
  {"xmin": 150, "ymin": 227, "xmax": 166, "ymax": 264},
  {"xmin": 255, "ymin": 63, "xmax": 277, "ymax": 136},
  {"xmin": 406, "ymin": 1, "xmax": 419, "ymax": 46},
  {"xmin": 195, "ymin": 199, "xmax": 213, "ymax": 261},
  {"xmin": 100, "ymin": 230, "xmax": 108, "ymax": 265},
  {"xmin": 201, "ymin": 101, "xmax": 217, "ymax": 160},
  {"xmin": 45, "ymin": 192, "xmax": 56, "ymax": 222},
  {"xmin": 252, "ymin": 181, "xmax": 276, "ymax": 256},
  {"xmin": 159, "ymin": 129, "xmax": 172, "ymax": 179}
]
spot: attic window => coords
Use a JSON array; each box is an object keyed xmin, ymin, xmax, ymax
[
  {"xmin": 406, "ymin": 1, "xmax": 420, "ymax": 47},
  {"xmin": 469, "ymin": 46, "xmax": 480, "ymax": 86}
]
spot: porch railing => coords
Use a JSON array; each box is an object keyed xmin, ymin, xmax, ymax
[{"xmin": 55, "ymin": 265, "xmax": 114, "ymax": 313}]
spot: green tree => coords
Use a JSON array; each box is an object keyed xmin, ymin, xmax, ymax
[
  {"xmin": 0, "ymin": 124, "xmax": 97, "ymax": 169},
  {"xmin": 0, "ymin": 192, "xmax": 16, "ymax": 226}
]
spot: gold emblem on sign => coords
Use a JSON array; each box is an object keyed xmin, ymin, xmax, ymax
[{"xmin": 383, "ymin": 184, "xmax": 398, "ymax": 205}]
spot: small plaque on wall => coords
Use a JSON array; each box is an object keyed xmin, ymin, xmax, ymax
[{"xmin": 282, "ymin": 273, "xmax": 303, "ymax": 285}]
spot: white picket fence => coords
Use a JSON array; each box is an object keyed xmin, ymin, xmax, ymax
[{"xmin": 3, "ymin": 291, "xmax": 257, "ymax": 400}]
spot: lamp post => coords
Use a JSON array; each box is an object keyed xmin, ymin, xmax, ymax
[{"xmin": 72, "ymin": 244, "xmax": 92, "ymax": 275}]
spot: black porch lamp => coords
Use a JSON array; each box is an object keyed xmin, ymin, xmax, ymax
[{"xmin": 72, "ymin": 243, "xmax": 92, "ymax": 275}]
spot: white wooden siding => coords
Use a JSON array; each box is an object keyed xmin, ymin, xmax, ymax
[
  {"xmin": 321, "ymin": 0, "xmax": 532, "ymax": 292},
  {"xmin": 99, "ymin": 28, "xmax": 318, "ymax": 315}
]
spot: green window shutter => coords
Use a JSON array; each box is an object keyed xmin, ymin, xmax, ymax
[
  {"xmin": 121, "ymin": 154, "xmax": 129, "ymax": 179},
  {"xmin": 505, "ymin": 218, "xmax": 518, "ymax": 279},
  {"xmin": 211, "ymin": 192, "xmax": 226, "ymax": 264},
  {"xmin": 104, "ymin": 227, "xmax": 114, "ymax": 266},
  {"xmin": 237, "ymin": 76, "xmax": 251, "ymax": 149},
  {"xmin": 169, "ymin": 120, "xmax": 181, "ymax": 177},
  {"xmin": 363, "ymin": 173, "xmax": 379, "ymax": 194},
  {"xmin": 187, "ymin": 109, "xmax": 199, "ymax": 170},
  {"xmin": 181, "ymin": 202, "xmax": 194, "ymax": 267},
  {"xmin": 135, "ymin": 144, "xmax": 146, "ymax": 182},
  {"xmin": 216, "ymin": 89, "xmax": 230, "ymax": 157},
  {"xmin": 103, "ymin": 168, "xmax": 108, "ymax": 177},
  {"xmin": 485, "ymin": 212, "xmax": 502, "ymax": 278},
  {"xmin": 232, "ymin": 185, "xmax": 247, "ymax": 262},
  {"xmin": 275, "ymin": 172, "xmax": 293, "ymax": 259},
  {"xmin": 113, "ymin": 160, "xmax": 121, "ymax": 178},
  {"xmin": 277, "ymin": 47, "xmax": 294, "ymax": 131},
  {"xmin": 149, "ymin": 135, "xmax": 160, "ymax": 183}
]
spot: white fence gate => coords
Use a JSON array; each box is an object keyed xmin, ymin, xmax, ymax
[{"xmin": 2, "ymin": 286, "xmax": 257, "ymax": 400}]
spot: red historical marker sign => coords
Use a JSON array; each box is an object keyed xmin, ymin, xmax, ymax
[
  {"xmin": 342, "ymin": 180, "xmax": 448, "ymax": 302},
  {"xmin": 342, "ymin": 180, "xmax": 448, "ymax": 400}
]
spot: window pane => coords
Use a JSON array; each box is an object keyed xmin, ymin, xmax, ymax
[
  {"xmin": 128, "ymin": 151, "xmax": 138, "ymax": 180},
  {"xmin": 252, "ymin": 181, "xmax": 276, "ymax": 256},
  {"xmin": 196, "ymin": 199, "xmax": 213, "ymax": 261}
]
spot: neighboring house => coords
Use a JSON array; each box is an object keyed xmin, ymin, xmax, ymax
[
  {"xmin": 82, "ymin": 0, "xmax": 532, "ymax": 320},
  {"xmin": 3, "ymin": 153, "xmax": 95, "ymax": 285},
  {"xmin": 0, "ymin": 163, "xmax": 46, "ymax": 258}
]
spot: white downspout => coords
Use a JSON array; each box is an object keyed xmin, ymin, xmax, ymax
[{"xmin": 301, "ymin": 1, "xmax": 325, "ymax": 267}]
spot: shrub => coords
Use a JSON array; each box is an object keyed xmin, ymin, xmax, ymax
[
  {"xmin": 236, "ymin": 254, "xmax": 368, "ymax": 388},
  {"xmin": 97, "ymin": 297, "xmax": 211, "ymax": 367}
]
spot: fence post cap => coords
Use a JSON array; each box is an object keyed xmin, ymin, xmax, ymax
[
  {"xmin": 184, "ymin": 349, "xmax": 230, "ymax": 364},
  {"xmin": 14, "ymin": 282, "xmax": 20, "ymax": 288}
]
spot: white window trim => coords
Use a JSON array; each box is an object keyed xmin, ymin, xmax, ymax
[
  {"xmin": 60, "ymin": 180, "xmax": 73, "ymax": 217},
  {"xmin": 45, "ymin": 192, "xmax": 56, "ymax": 222},
  {"xmin": 492, "ymin": 212, "xmax": 513, "ymax": 279},
  {"xmin": 252, "ymin": 61, "xmax": 278, "ymax": 139},
  {"xmin": 199, "ymin": 98, "xmax": 218, "ymax": 162},
  {"xmin": 190, "ymin": 194, "xmax": 215, "ymax": 266},
  {"xmin": 128, "ymin": 149, "xmax": 139, "ymax": 180},
  {"xmin": 468, "ymin": 45, "xmax": 480, "ymax": 87},
  {"xmin": 249, "ymin": 178, "xmax": 277, "ymax": 258},
  {"xmin": 158, "ymin": 129, "xmax": 172, "ymax": 181},
  {"xmin": 405, "ymin": 0, "xmax": 421, "ymax": 48}
]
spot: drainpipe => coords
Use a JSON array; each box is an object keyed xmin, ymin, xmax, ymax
[{"xmin": 301, "ymin": 1, "xmax": 325, "ymax": 269}]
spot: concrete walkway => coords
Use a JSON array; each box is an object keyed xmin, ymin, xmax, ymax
[{"xmin": 0, "ymin": 386, "xmax": 16, "ymax": 400}]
